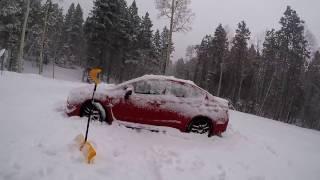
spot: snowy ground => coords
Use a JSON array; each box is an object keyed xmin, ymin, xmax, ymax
[
  {"xmin": 0, "ymin": 71, "xmax": 320, "ymax": 180},
  {"xmin": 22, "ymin": 61, "xmax": 83, "ymax": 82}
]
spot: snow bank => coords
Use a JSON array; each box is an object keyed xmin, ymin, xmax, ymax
[{"xmin": 1, "ymin": 71, "xmax": 320, "ymax": 180}]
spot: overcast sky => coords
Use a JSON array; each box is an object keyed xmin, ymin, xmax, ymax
[{"xmin": 64, "ymin": 0, "xmax": 320, "ymax": 61}]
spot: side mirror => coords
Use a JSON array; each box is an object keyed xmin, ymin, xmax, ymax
[{"xmin": 124, "ymin": 88, "xmax": 133, "ymax": 100}]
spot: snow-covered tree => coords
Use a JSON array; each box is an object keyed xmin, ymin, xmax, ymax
[{"xmin": 0, "ymin": 0, "xmax": 23, "ymax": 71}]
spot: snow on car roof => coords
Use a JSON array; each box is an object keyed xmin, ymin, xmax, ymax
[
  {"xmin": 118, "ymin": 74, "xmax": 197, "ymax": 87},
  {"xmin": 117, "ymin": 75, "xmax": 229, "ymax": 106}
]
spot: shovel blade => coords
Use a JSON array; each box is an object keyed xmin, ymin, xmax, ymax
[
  {"xmin": 74, "ymin": 134, "xmax": 96, "ymax": 164},
  {"xmin": 82, "ymin": 142, "xmax": 96, "ymax": 164}
]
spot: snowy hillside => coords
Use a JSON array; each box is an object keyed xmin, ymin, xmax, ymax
[
  {"xmin": 0, "ymin": 72, "xmax": 320, "ymax": 180},
  {"xmin": 22, "ymin": 61, "xmax": 83, "ymax": 82}
]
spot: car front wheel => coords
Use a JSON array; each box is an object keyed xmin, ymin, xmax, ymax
[
  {"xmin": 81, "ymin": 101, "xmax": 106, "ymax": 122},
  {"xmin": 188, "ymin": 118, "xmax": 212, "ymax": 136}
]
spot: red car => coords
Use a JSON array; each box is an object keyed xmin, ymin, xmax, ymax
[{"xmin": 66, "ymin": 75, "xmax": 229, "ymax": 136}]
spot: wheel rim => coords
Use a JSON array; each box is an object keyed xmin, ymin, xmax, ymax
[
  {"xmin": 83, "ymin": 103, "xmax": 102, "ymax": 122},
  {"xmin": 189, "ymin": 119, "xmax": 210, "ymax": 134}
]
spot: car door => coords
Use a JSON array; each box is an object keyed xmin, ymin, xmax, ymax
[
  {"xmin": 151, "ymin": 81, "xmax": 189, "ymax": 128},
  {"xmin": 112, "ymin": 79, "xmax": 165, "ymax": 124},
  {"xmin": 157, "ymin": 81, "xmax": 205, "ymax": 128}
]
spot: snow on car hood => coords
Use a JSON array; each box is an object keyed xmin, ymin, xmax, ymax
[
  {"xmin": 208, "ymin": 94, "xmax": 229, "ymax": 109},
  {"xmin": 67, "ymin": 83, "xmax": 116, "ymax": 104}
]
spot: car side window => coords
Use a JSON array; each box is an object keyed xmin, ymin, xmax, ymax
[
  {"xmin": 189, "ymin": 85, "xmax": 205, "ymax": 98},
  {"xmin": 167, "ymin": 82, "xmax": 188, "ymax": 98},
  {"xmin": 133, "ymin": 81, "xmax": 151, "ymax": 94},
  {"xmin": 166, "ymin": 81, "xmax": 204, "ymax": 98},
  {"xmin": 133, "ymin": 80, "xmax": 165, "ymax": 95}
]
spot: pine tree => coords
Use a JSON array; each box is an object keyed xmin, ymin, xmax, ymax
[
  {"xmin": 196, "ymin": 35, "xmax": 212, "ymax": 89},
  {"xmin": 70, "ymin": 3, "xmax": 84, "ymax": 66},
  {"xmin": 128, "ymin": 0, "xmax": 141, "ymax": 43},
  {"xmin": 38, "ymin": 0, "xmax": 64, "ymax": 73},
  {"xmin": 275, "ymin": 6, "xmax": 309, "ymax": 122},
  {"xmin": 139, "ymin": 12, "xmax": 153, "ymax": 50},
  {"xmin": 230, "ymin": 21, "xmax": 251, "ymax": 105},
  {"xmin": 136, "ymin": 12, "xmax": 154, "ymax": 75},
  {"xmin": 63, "ymin": 3, "xmax": 75, "ymax": 38},
  {"xmin": 258, "ymin": 29, "xmax": 280, "ymax": 116},
  {"xmin": 84, "ymin": 0, "xmax": 131, "ymax": 82},
  {"xmin": 84, "ymin": 0, "xmax": 120, "ymax": 75},
  {"xmin": 303, "ymin": 51, "xmax": 320, "ymax": 129},
  {"xmin": 174, "ymin": 58, "xmax": 186, "ymax": 79},
  {"xmin": 119, "ymin": 0, "xmax": 141, "ymax": 79},
  {"xmin": 0, "ymin": 0, "xmax": 23, "ymax": 71},
  {"xmin": 117, "ymin": 0, "xmax": 135, "ymax": 82},
  {"xmin": 60, "ymin": 3, "xmax": 75, "ymax": 67},
  {"xmin": 25, "ymin": 0, "xmax": 43, "ymax": 64},
  {"xmin": 153, "ymin": 29, "xmax": 162, "ymax": 73},
  {"xmin": 207, "ymin": 24, "xmax": 228, "ymax": 95},
  {"xmin": 47, "ymin": 4, "xmax": 64, "ymax": 64}
]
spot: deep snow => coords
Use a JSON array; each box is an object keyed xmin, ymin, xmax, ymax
[{"xmin": 1, "ymin": 71, "xmax": 320, "ymax": 180}]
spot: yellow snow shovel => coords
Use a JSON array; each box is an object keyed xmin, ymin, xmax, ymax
[{"xmin": 76, "ymin": 68, "xmax": 102, "ymax": 164}]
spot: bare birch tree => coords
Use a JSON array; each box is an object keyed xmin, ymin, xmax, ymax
[
  {"xmin": 17, "ymin": 0, "xmax": 31, "ymax": 73},
  {"xmin": 155, "ymin": 0, "xmax": 195, "ymax": 74},
  {"xmin": 39, "ymin": 1, "xmax": 50, "ymax": 74}
]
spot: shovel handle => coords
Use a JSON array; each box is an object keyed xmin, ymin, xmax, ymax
[{"xmin": 84, "ymin": 83, "xmax": 97, "ymax": 143}]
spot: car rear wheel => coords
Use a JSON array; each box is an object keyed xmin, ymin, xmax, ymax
[
  {"xmin": 81, "ymin": 101, "xmax": 106, "ymax": 122},
  {"xmin": 188, "ymin": 118, "xmax": 212, "ymax": 136}
]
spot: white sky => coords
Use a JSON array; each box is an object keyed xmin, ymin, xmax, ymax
[{"xmin": 63, "ymin": 0, "xmax": 320, "ymax": 61}]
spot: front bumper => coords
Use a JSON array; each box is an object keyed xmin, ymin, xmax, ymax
[
  {"xmin": 66, "ymin": 101, "xmax": 81, "ymax": 116},
  {"xmin": 212, "ymin": 119, "xmax": 229, "ymax": 135}
]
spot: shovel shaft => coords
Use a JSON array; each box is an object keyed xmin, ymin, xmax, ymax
[{"xmin": 84, "ymin": 83, "xmax": 97, "ymax": 143}]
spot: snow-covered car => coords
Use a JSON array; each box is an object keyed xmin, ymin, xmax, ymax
[{"xmin": 66, "ymin": 75, "xmax": 229, "ymax": 136}]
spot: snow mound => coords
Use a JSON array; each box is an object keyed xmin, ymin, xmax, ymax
[{"xmin": 0, "ymin": 71, "xmax": 320, "ymax": 180}]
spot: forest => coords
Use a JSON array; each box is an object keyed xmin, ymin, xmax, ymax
[{"xmin": 0, "ymin": 0, "xmax": 319, "ymax": 130}]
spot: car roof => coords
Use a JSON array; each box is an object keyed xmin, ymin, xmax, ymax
[{"xmin": 118, "ymin": 74, "xmax": 197, "ymax": 87}]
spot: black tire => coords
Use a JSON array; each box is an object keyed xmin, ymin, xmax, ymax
[
  {"xmin": 80, "ymin": 101, "xmax": 106, "ymax": 122},
  {"xmin": 188, "ymin": 118, "xmax": 212, "ymax": 136}
]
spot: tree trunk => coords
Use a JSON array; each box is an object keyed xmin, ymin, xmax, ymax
[
  {"xmin": 17, "ymin": 0, "xmax": 30, "ymax": 73},
  {"xmin": 107, "ymin": 51, "xmax": 114, "ymax": 83},
  {"xmin": 193, "ymin": 60, "xmax": 201, "ymax": 84},
  {"xmin": 163, "ymin": 0, "xmax": 175, "ymax": 75},
  {"xmin": 52, "ymin": 54, "xmax": 56, "ymax": 79},
  {"xmin": 217, "ymin": 63, "xmax": 223, "ymax": 97},
  {"xmin": 119, "ymin": 49, "xmax": 126, "ymax": 82},
  {"xmin": 259, "ymin": 71, "xmax": 275, "ymax": 115},
  {"xmin": 39, "ymin": 4, "xmax": 49, "ymax": 74},
  {"xmin": 237, "ymin": 76, "xmax": 244, "ymax": 102}
]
